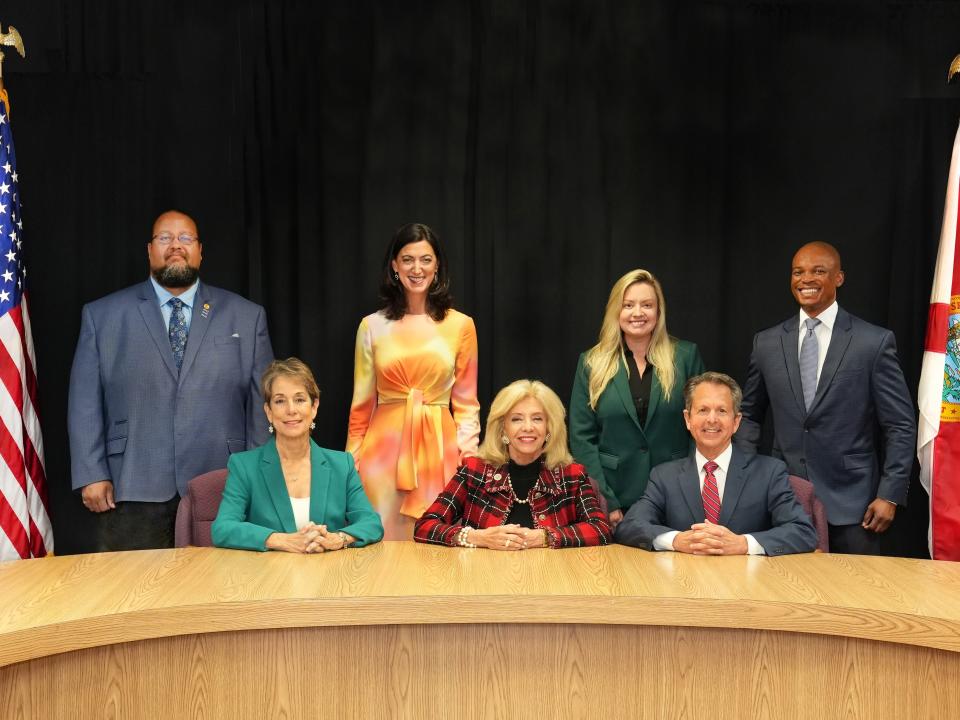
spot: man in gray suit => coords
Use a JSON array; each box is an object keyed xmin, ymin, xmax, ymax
[
  {"xmin": 736, "ymin": 242, "xmax": 916, "ymax": 555},
  {"xmin": 68, "ymin": 210, "xmax": 274, "ymax": 551},
  {"xmin": 615, "ymin": 372, "xmax": 816, "ymax": 555}
]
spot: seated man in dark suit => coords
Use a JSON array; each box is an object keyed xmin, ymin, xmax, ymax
[{"xmin": 615, "ymin": 372, "xmax": 817, "ymax": 555}]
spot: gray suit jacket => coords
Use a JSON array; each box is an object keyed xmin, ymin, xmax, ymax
[
  {"xmin": 68, "ymin": 279, "xmax": 273, "ymax": 501},
  {"xmin": 614, "ymin": 448, "xmax": 817, "ymax": 555},
  {"xmin": 735, "ymin": 307, "xmax": 916, "ymax": 525}
]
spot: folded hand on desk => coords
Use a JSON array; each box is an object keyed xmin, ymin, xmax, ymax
[
  {"xmin": 467, "ymin": 524, "xmax": 548, "ymax": 550},
  {"xmin": 673, "ymin": 521, "xmax": 748, "ymax": 556}
]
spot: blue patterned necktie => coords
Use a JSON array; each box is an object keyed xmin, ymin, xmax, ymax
[
  {"xmin": 168, "ymin": 298, "xmax": 187, "ymax": 371},
  {"xmin": 799, "ymin": 317, "xmax": 821, "ymax": 410}
]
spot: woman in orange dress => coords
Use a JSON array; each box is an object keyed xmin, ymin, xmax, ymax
[{"xmin": 347, "ymin": 223, "xmax": 480, "ymax": 539}]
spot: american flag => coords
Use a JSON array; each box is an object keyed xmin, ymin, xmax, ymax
[{"xmin": 0, "ymin": 88, "xmax": 52, "ymax": 560}]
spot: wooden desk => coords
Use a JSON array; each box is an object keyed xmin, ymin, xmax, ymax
[{"xmin": 2, "ymin": 542, "xmax": 959, "ymax": 719}]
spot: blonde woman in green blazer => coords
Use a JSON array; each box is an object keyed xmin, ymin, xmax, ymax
[
  {"xmin": 570, "ymin": 270, "xmax": 704, "ymax": 529},
  {"xmin": 213, "ymin": 358, "xmax": 383, "ymax": 552}
]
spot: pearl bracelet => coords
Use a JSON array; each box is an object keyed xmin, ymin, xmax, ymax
[{"xmin": 457, "ymin": 525, "xmax": 477, "ymax": 548}]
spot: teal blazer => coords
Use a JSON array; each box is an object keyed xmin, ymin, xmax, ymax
[
  {"xmin": 212, "ymin": 438, "xmax": 384, "ymax": 551},
  {"xmin": 569, "ymin": 340, "xmax": 705, "ymax": 513}
]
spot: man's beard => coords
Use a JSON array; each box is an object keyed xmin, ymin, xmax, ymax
[{"xmin": 153, "ymin": 263, "xmax": 200, "ymax": 288}]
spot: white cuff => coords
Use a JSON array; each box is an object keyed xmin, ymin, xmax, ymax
[
  {"xmin": 744, "ymin": 534, "xmax": 766, "ymax": 556},
  {"xmin": 653, "ymin": 530, "xmax": 680, "ymax": 551}
]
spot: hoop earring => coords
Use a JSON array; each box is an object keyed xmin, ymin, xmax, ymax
[
  {"xmin": 433, "ymin": 273, "xmax": 439, "ymax": 285},
  {"xmin": 393, "ymin": 271, "xmax": 399, "ymax": 281},
  {"xmin": 268, "ymin": 424, "xmax": 274, "ymax": 434}
]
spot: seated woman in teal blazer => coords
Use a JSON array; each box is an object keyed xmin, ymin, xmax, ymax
[
  {"xmin": 213, "ymin": 358, "xmax": 383, "ymax": 552},
  {"xmin": 570, "ymin": 269, "xmax": 705, "ymax": 529}
]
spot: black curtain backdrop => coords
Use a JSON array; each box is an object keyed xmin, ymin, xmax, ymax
[{"xmin": 4, "ymin": 0, "xmax": 959, "ymax": 556}]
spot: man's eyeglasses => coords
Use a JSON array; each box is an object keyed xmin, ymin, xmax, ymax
[{"xmin": 152, "ymin": 233, "xmax": 198, "ymax": 246}]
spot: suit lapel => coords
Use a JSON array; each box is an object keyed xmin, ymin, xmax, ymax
[
  {"xmin": 778, "ymin": 317, "xmax": 806, "ymax": 414},
  {"xmin": 261, "ymin": 439, "xmax": 297, "ymax": 533},
  {"xmin": 718, "ymin": 447, "xmax": 748, "ymax": 527},
  {"xmin": 612, "ymin": 359, "xmax": 642, "ymax": 431},
  {"xmin": 136, "ymin": 280, "xmax": 179, "ymax": 381},
  {"xmin": 178, "ymin": 282, "xmax": 212, "ymax": 384},
  {"xmin": 809, "ymin": 308, "xmax": 852, "ymax": 415},
  {"xmin": 677, "ymin": 456, "xmax": 705, "ymax": 523},
  {"xmin": 643, "ymin": 368, "xmax": 662, "ymax": 431},
  {"xmin": 308, "ymin": 441, "xmax": 331, "ymax": 526}
]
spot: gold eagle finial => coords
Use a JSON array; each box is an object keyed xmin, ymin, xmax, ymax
[
  {"xmin": 950, "ymin": 54, "xmax": 960, "ymax": 84},
  {"xmin": 0, "ymin": 25, "xmax": 26, "ymax": 84}
]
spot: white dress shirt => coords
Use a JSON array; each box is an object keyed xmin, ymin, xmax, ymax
[
  {"xmin": 653, "ymin": 443, "xmax": 765, "ymax": 555},
  {"xmin": 797, "ymin": 301, "xmax": 838, "ymax": 383},
  {"xmin": 290, "ymin": 496, "xmax": 311, "ymax": 531}
]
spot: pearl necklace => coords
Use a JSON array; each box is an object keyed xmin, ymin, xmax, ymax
[{"xmin": 506, "ymin": 475, "xmax": 531, "ymax": 504}]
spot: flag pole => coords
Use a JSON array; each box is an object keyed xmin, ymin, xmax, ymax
[{"xmin": 0, "ymin": 24, "xmax": 27, "ymax": 95}]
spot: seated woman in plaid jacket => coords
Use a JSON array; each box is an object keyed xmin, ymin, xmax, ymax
[{"xmin": 414, "ymin": 379, "xmax": 612, "ymax": 549}]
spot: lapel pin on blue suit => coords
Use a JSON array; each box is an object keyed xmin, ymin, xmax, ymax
[{"xmin": 201, "ymin": 303, "xmax": 210, "ymax": 319}]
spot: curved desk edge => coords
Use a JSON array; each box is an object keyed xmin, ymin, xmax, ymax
[{"xmin": 3, "ymin": 593, "xmax": 959, "ymax": 667}]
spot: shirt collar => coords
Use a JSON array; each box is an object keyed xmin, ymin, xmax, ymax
[
  {"xmin": 799, "ymin": 300, "xmax": 838, "ymax": 331},
  {"xmin": 695, "ymin": 443, "xmax": 733, "ymax": 475},
  {"xmin": 150, "ymin": 276, "xmax": 199, "ymax": 309}
]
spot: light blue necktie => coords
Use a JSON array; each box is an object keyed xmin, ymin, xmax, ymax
[
  {"xmin": 168, "ymin": 298, "xmax": 187, "ymax": 371},
  {"xmin": 799, "ymin": 317, "xmax": 821, "ymax": 410}
]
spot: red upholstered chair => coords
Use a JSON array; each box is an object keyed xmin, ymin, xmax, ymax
[
  {"xmin": 174, "ymin": 468, "xmax": 228, "ymax": 547},
  {"xmin": 788, "ymin": 475, "xmax": 829, "ymax": 552}
]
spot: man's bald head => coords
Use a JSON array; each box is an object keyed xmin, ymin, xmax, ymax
[{"xmin": 790, "ymin": 242, "xmax": 844, "ymax": 317}]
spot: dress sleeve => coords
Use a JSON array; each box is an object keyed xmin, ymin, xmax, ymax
[
  {"xmin": 451, "ymin": 315, "xmax": 481, "ymax": 458},
  {"xmin": 413, "ymin": 464, "xmax": 474, "ymax": 546},
  {"xmin": 339, "ymin": 453, "xmax": 385, "ymax": 546},
  {"xmin": 211, "ymin": 455, "xmax": 275, "ymax": 551},
  {"xmin": 568, "ymin": 353, "xmax": 616, "ymax": 508},
  {"xmin": 548, "ymin": 467, "xmax": 613, "ymax": 548},
  {"xmin": 346, "ymin": 317, "xmax": 377, "ymax": 458}
]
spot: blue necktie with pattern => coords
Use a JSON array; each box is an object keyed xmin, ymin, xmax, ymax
[
  {"xmin": 168, "ymin": 298, "xmax": 187, "ymax": 371},
  {"xmin": 799, "ymin": 317, "xmax": 821, "ymax": 410}
]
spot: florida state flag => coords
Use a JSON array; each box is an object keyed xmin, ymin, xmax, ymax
[{"xmin": 919, "ymin": 121, "xmax": 960, "ymax": 561}]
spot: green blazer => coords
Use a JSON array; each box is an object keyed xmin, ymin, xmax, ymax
[
  {"xmin": 569, "ymin": 339, "xmax": 705, "ymax": 513},
  {"xmin": 212, "ymin": 438, "xmax": 384, "ymax": 551}
]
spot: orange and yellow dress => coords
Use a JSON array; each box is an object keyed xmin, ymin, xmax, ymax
[{"xmin": 347, "ymin": 309, "xmax": 480, "ymax": 539}]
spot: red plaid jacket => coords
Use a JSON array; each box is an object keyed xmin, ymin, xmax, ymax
[{"xmin": 414, "ymin": 456, "xmax": 612, "ymax": 548}]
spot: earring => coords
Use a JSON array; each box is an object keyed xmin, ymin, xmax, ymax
[
  {"xmin": 310, "ymin": 421, "xmax": 316, "ymax": 430},
  {"xmin": 433, "ymin": 273, "xmax": 439, "ymax": 285},
  {"xmin": 393, "ymin": 271, "xmax": 399, "ymax": 281},
  {"xmin": 545, "ymin": 433, "xmax": 551, "ymax": 442},
  {"xmin": 501, "ymin": 436, "xmax": 510, "ymax": 445},
  {"xmin": 268, "ymin": 424, "xmax": 274, "ymax": 434}
]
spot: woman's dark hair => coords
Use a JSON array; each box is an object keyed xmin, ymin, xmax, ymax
[{"xmin": 378, "ymin": 222, "xmax": 453, "ymax": 321}]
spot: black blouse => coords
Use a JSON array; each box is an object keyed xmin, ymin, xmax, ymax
[
  {"xmin": 504, "ymin": 458, "xmax": 539, "ymax": 527},
  {"xmin": 626, "ymin": 351, "xmax": 654, "ymax": 427}
]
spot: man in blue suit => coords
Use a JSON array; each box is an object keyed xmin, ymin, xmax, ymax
[
  {"xmin": 615, "ymin": 372, "xmax": 817, "ymax": 555},
  {"xmin": 68, "ymin": 210, "xmax": 274, "ymax": 551},
  {"xmin": 736, "ymin": 242, "xmax": 916, "ymax": 555}
]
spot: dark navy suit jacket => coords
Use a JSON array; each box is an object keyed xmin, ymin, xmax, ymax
[
  {"xmin": 735, "ymin": 307, "xmax": 916, "ymax": 525},
  {"xmin": 615, "ymin": 448, "xmax": 817, "ymax": 555},
  {"xmin": 68, "ymin": 279, "xmax": 273, "ymax": 501}
]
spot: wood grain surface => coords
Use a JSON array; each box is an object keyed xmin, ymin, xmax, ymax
[{"xmin": 2, "ymin": 542, "xmax": 959, "ymax": 719}]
